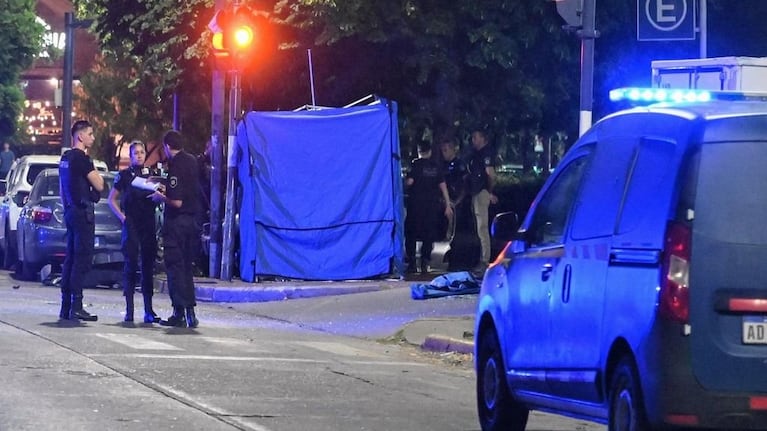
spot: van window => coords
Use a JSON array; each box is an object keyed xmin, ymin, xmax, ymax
[
  {"xmin": 570, "ymin": 137, "xmax": 637, "ymax": 240},
  {"xmin": 527, "ymin": 153, "xmax": 590, "ymax": 247},
  {"xmin": 26, "ymin": 164, "xmax": 59, "ymax": 187},
  {"xmin": 617, "ymin": 138, "xmax": 676, "ymax": 235},
  {"xmin": 695, "ymin": 141, "xmax": 767, "ymax": 244}
]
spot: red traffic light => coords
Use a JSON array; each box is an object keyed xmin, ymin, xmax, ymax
[{"xmin": 208, "ymin": 6, "xmax": 272, "ymax": 70}]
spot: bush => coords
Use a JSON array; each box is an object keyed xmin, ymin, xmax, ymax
[{"xmin": 491, "ymin": 171, "xmax": 548, "ymax": 224}]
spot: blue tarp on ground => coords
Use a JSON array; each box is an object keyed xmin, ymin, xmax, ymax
[{"xmin": 236, "ymin": 99, "xmax": 404, "ymax": 281}]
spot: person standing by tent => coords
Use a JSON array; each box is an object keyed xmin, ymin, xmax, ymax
[
  {"xmin": 404, "ymin": 141, "xmax": 453, "ymax": 274},
  {"xmin": 439, "ymin": 137, "xmax": 477, "ymax": 271},
  {"xmin": 108, "ymin": 141, "xmax": 162, "ymax": 324},
  {"xmin": 149, "ymin": 130, "xmax": 201, "ymax": 328},
  {"xmin": 59, "ymin": 120, "xmax": 104, "ymax": 321},
  {"xmin": 467, "ymin": 130, "xmax": 498, "ymax": 276}
]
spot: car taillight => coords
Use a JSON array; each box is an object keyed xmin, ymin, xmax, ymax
[
  {"xmin": 31, "ymin": 206, "xmax": 53, "ymax": 223},
  {"xmin": 659, "ymin": 221, "xmax": 691, "ymax": 323}
]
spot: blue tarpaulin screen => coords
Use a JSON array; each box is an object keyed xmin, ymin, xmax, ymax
[{"xmin": 236, "ymin": 100, "xmax": 404, "ymax": 281}]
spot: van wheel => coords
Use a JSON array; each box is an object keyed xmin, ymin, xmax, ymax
[
  {"xmin": 609, "ymin": 357, "xmax": 651, "ymax": 431},
  {"xmin": 476, "ymin": 326, "xmax": 529, "ymax": 431}
]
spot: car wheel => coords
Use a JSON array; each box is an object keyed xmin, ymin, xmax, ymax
[
  {"xmin": 476, "ymin": 326, "xmax": 529, "ymax": 431},
  {"xmin": 3, "ymin": 223, "xmax": 16, "ymax": 271},
  {"xmin": 609, "ymin": 357, "xmax": 651, "ymax": 431},
  {"xmin": 17, "ymin": 259, "xmax": 38, "ymax": 281}
]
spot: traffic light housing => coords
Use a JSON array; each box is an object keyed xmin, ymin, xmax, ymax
[{"xmin": 209, "ymin": 6, "xmax": 261, "ymax": 70}]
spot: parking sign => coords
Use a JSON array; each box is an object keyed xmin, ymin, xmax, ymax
[{"xmin": 637, "ymin": 0, "xmax": 696, "ymax": 41}]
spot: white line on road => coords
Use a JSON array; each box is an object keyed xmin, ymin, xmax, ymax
[
  {"xmin": 88, "ymin": 353, "xmax": 428, "ymax": 367},
  {"xmin": 94, "ymin": 333, "xmax": 184, "ymax": 351}
]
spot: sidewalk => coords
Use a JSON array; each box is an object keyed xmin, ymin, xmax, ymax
[{"xmin": 154, "ymin": 275, "xmax": 476, "ymax": 357}]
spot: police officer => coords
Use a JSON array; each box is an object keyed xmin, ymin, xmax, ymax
[
  {"xmin": 404, "ymin": 141, "xmax": 453, "ymax": 274},
  {"xmin": 108, "ymin": 141, "xmax": 162, "ymax": 323},
  {"xmin": 150, "ymin": 130, "xmax": 201, "ymax": 328},
  {"xmin": 59, "ymin": 120, "xmax": 104, "ymax": 321},
  {"xmin": 467, "ymin": 130, "xmax": 498, "ymax": 275}
]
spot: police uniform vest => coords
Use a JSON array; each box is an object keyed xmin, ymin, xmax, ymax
[
  {"xmin": 59, "ymin": 148, "xmax": 96, "ymax": 208},
  {"xmin": 115, "ymin": 166, "xmax": 158, "ymax": 223}
]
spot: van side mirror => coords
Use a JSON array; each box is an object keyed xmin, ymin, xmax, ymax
[{"xmin": 491, "ymin": 211, "xmax": 520, "ymax": 242}]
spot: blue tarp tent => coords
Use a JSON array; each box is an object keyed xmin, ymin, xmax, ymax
[{"xmin": 236, "ymin": 99, "xmax": 404, "ymax": 281}]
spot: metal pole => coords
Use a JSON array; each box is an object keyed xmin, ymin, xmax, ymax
[
  {"xmin": 699, "ymin": 0, "xmax": 707, "ymax": 59},
  {"xmin": 308, "ymin": 49, "xmax": 316, "ymax": 107},
  {"xmin": 221, "ymin": 70, "xmax": 240, "ymax": 280},
  {"xmin": 578, "ymin": 0, "xmax": 597, "ymax": 137},
  {"xmin": 62, "ymin": 12, "xmax": 75, "ymax": 149},
  {"xmin": 172, "ymin": 92, "xmax": 180, "ymax": 130},
  {"xmin": 209, "ymin": 0, "xmax": 226, "ymax": 278}
]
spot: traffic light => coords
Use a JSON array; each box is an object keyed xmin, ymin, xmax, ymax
[{"xmin": 209, "ymin": 6, "xmax": 261, "ymax": 70}]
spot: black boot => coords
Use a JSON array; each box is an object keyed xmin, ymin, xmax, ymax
[
  {"xmin": 59, "ymin": 293, "xmax": 71, "ymax": 320},
  {"xmin": 185, "ymin": 307, "xmax": 198, "ymax": 328},
  {"xmin": 124, "ymin": 294, "xmax": 134, "ymax": 322},
  {"xmin": 70, "ymin": 295, "xmax": 98, "ymax": 322},
  {"xmin": 142, "ymin": 294, "xmax": 160, "ymax": 323},
  {"xmin": 160, "ymin": 306, "xmax": 186, "ymax": 327}
]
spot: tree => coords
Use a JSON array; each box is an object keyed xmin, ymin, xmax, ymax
[
  {"xmin": 0, "ymin": 0, "xmax": 45, "ymax": 140},
  {"xmin": 73, "ymin": 0, "xmax": 214, "ymax": 155},
  {"xmin": 272, "ymin": 0, "xmax": 580, "ymax": 162}
]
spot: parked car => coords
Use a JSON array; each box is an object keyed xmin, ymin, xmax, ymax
[
  {"xmin": 475, "ymin": 90, "xmax": 767, "ymax": 431},
  {"xmin": 15, "ymin": 168, "xmax": 123, "ymax": 281},
  {"xmin": 0, "ymin": 155, "xmax": 108, "ymax": 269}
]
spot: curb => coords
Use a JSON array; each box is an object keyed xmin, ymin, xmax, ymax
[{"xmin": 421, "ymin": 334, "xmax": 474, "ymax": 355}]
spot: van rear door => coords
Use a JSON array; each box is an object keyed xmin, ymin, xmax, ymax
[{"xmin": 689, "ymin": 138, "xmax": 767, "ymax": 392}]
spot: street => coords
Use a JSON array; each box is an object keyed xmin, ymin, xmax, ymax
[{"xmin": 0, "ymin": 271, "xmax": 604, "ymax": 431}]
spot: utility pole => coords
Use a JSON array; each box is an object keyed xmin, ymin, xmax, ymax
[
  {"xmin": 209, "ymin": 0, "xmax": 226, "ymax": 279},
  {"xmin": 221, "ymin": 68, "xmax": 240, "ymax": 280},
  {"xmin": 555, "ymin": 0, "xmax": 598, "ymax": 137},
  {"xmin": 62, "ymin": 12, "xmax": 93, "ymax": 149}
]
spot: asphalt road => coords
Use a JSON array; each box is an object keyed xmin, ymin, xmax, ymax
[{"xmin": 0, "ymin": 271, "xmax": 604, "ymax": 431}]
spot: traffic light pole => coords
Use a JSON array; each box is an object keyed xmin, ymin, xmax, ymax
[
  {"xmin": 62, "ymin": 12, "xmax": 92, "ymax": 149},
  {"xmin": 209, "ymin": 0, "xmax": 226, "ymax": 279},
  {"xmin": 220, "ymin": 70, "xmax": 240, "ymax": 280}
]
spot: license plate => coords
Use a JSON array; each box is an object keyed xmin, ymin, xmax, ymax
[{"xmin": 743, "ymin": 316, "xmax": 767, "ymax": 344}]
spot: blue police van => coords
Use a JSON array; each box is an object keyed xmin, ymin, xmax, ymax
[{"xmin": 475, "ymin": 89, "xmax": 767, "ymax": 431}]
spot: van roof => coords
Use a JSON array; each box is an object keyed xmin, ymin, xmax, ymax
[{"xmin": 604, "ymin": 100, "xmax": 767, "ymax": 123}]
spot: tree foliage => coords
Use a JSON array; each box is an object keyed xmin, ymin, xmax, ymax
[{"xmin": 0, "ymin": 0, "xmax": 44, "ymax": 140}]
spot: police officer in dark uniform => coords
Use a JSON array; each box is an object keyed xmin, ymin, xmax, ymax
[
  {"xmin": 108, "ymin": 141, "xmax": 162, "ymax": 323},
  {"xmin": 150, "ymin": 130, "xmax": 201, "ymax": 328},
  {"xmin": 404, "ymin": 141, "xmax": 453, "ymax": 274},
  {"xmin": 59, "ymin": 120, "xmax": 104, "ymax": 321}
]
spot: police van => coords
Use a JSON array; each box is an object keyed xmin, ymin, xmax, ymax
[{"xmin": 475, "ymin": 88, "xmax": 767, "ymax": 431}]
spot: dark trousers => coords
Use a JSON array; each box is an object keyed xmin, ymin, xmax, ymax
[
  {"xmin": 406, "ymin": 238, "xmax": 434, "ymax": 266},
  {"xmin": 163, "ymin": 215, "xmax": 199, "ymax": 308},
  {"xmin": 61, "ymin": 206, "xmax": 95, "ymax": 303},
  {"xmin": 122, "ymin": 218, "xmax": 157, "ymax": 296}
]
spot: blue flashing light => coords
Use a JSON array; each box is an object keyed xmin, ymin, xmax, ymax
[{"xmin": 609, "ymin": 87, "xmax": 712, "ymax": 104}]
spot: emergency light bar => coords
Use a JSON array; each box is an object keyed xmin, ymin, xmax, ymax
[
  {"xmin": 609, "ymin": 87, "xmax": 767, "ymax": 104},
  {"xmin": 609, "ymin": 88, "xmax": 711, "ymax": 103}
]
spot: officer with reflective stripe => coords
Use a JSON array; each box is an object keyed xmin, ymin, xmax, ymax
[
  {"xmin": 108, "ymin": 141, "xmax": 162, "ymax": 324},
  {"xmin": 149, "ymin": 130, "xmax": 201, "ymax": 328},
  {"xmin": 58, "ymin": 120, "xmax": 104, "ymax": 321}
]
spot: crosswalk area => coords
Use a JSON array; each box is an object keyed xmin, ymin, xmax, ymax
[{"xmin": 86, "ymin": 332, "xmax": 427, "ymax": 368}]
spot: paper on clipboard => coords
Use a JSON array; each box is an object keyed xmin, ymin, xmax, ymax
[{"xmin": 131, "ymin": 176, "xmax": 163, "ymax": 192}]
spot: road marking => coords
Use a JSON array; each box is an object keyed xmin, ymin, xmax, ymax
[
  {"xmin": 294, "ymin": 341, "xmax": 382, "ymax": 358},
  {"xmin": 94, "ymin": 333, "xmax": 183, "ymax": 351},
  {"xmin": 88, "ymin": 353, "xmax": 428, "ymax": 367}
]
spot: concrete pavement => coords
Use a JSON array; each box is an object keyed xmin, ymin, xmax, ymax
[{"xmin": 154, "ymin": 274, "xmax": 477, "ymax": 357}]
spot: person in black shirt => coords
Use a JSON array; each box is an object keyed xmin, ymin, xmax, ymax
[
  {"xmin": 150, "ymin": 130, "xmax": 201, "ymax": 328},
  {"xmin": 58, "ymin": 120, "xmax": 104, "ymax": 321},
  {"xmin": 467, "ymin": 130, "xmax": 498, "ymax": 275},
  {"xmin": 108, "ymin": 141, "xmax": 162, "ymax": 324},
  {"xmin": 404, "ymin": 141, "xmax": 453, "ymax": 274}
]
